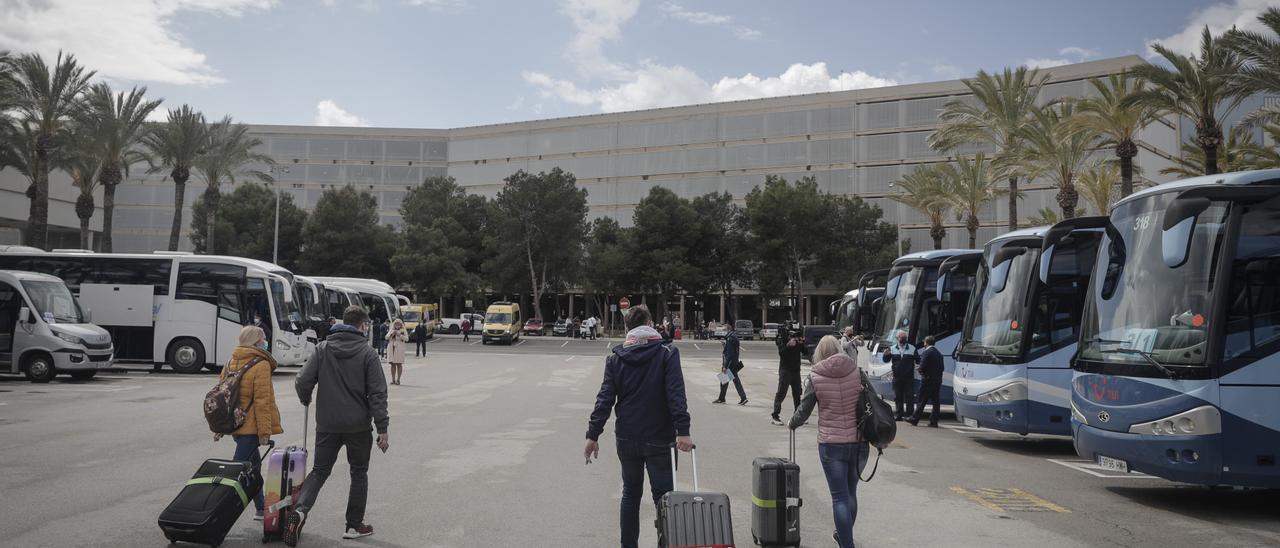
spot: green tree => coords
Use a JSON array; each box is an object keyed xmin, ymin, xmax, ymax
[
  {"xmin": 300, "ymin": 186, "xmax": 396, "ymax": 280},
  {"xmin": 930, "ymin": 67, "xmax": 1048, "ymax": 230},
  {"xmin": 631, "ymin": 186, "xmax": 701, "ymax": 317},
  {"xmin": 1026, "ymin": 207, "xmax": 1061, "ymax": 227},
  {"xmin": 189, "ymin": 183, "xmax": 307, "ymax": 269},
  {"xmin": 485, "ymin": 168, "xmax": 588, "ymax": 320},
  {"xmin": 689, "ymin": 192, "xmax": 751, "ymax": 313},
  {"xmin": 1071, "ymin": 73, "xmax": 1162, "ymax": 198},
  {"xmin": 143, "ymin": 105, "xmax": 206, "ymax": 251},
  {"xmin": 1077, "ymin": 163, "xmax": 1119, "ymax": 216},
  {"xmin": 1241, "ymin": 124, "xmax": 1280, "ymax": 170},
  {"xmin": 890, "ymin": 164, "xmax": 954, "ymax": 249},
  {"xmin": 1160, "ymin": 124, "xmax": 1256, "ymax": 177},
  {"xmin": 9, "ymin": 51, "xmax": 94, "ymax": 249},
  {"xmin": 193, "ymin": 117, "xmax": 271, "ymax": 254},
  {"xmin": 1015, "ymin": 102, "xmax": 1098, "ymax": 219},
  {"xmin": 1226, "ymin": 7, "xmax": 1280, "ymax": 127},
  {"xmin": 61, "ymin": 125, "xmax": 103, "ymax": 249},
  {"xmin": 1128, "ymin": 27, "xmax": 1246, "ymax": 176},
  {"xmin": 80, "ymin": 82, "xmax": 160, "ymax": 252},
  {"xmin": 391, "ymin": 176, "xmax": 488, "ymax": 304},
  {"xmin": 943, "ymin": 154, "xmax": 1007, "ymax": 248},
  {"xmin": 580, "ymin": 217, "xmax": 635, "ymax": 326}
]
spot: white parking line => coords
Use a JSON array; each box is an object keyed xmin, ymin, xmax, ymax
[
  {"xmin": 694, "ymin": 344, "xmax": 702, "ymax": 351},
  {"xmin": 565, "ymin": 355, "xmax": 576, "ymax": 362},
  {"xmin": 517, "ymin": 339, "xmax": 527, "ymax": 346},
  {"xmin": 469, "ymin": 341, "xmax": 480, "ymax": 346},
  {"xmin": 561, "ymin": 341, "xmax": 569, "ymax": 348}
]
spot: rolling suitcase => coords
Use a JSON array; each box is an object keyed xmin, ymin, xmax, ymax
[
  {"xmin": 750, "ymin": 430, "xmax": 801, "ymax": 547},
  {"xmin": 658, "ymin": 445, "xmax": 735, "ymax": 548},
  {"xmin": 263, "ymin": 405, "xmax": 310, "ymax": 541},
  {"xmin": 158, "ymin": 450, "xmax": 267, "ymax": 547}
]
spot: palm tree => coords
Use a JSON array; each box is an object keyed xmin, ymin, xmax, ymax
[
  {"xmin": 1077, "ymin": 163, "xmax": 1119, "ymax": 216},
  {"xmin": 8, "ymin": 51, "xmax": 93, "ymax": 249},
  {"xmin": 1128, "ymin": 27, "xmax": 1247, "ymax": 176},
  {"xmin": 193, "ymin": 117, "xmax": 272, "ymax": 253},
  {"xmin": 1016, "ymin": 102, "xmax": 1099, "ymax": 219},
  {"xmin": 1160, "ymin": 124, "xmax": 1255, "ymax": 177},
  {"xmin": 143, "ymin": 105, "xmax": 206, "ymax": 251},
  {"xmin": 81, "ymin": 83, "xmax": 161, "ymax": 252},
  {"xmin": 1026, "ymin": 207, "xmax": 1061, "ymax": 226},
  {"xmin": 1228, "ymin": 8, "xmax": 1280, "ymax": 128},
  {"xmin": 930, "ymin": 67, "xmax": 1048, "ymax": 230},
  {"xmin": 61, "ymin": 125, "xmax": 104, "ymax": 249},
  {"xmin": 889, "ymin": 164, "xmax": 953, "ymax": 249},
  {"xmin": 1240, "ymin": 124, "xmax": 1280, "ymax": 170},
  {"xmin": 943, "ymin": 153, "xmax": 1007, "ymax": 248},
  {"xmin": 1070, "ymin": 73, "xmax": 1162, "ymax": 198}
]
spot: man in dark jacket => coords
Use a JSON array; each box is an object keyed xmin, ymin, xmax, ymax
[
  {"xmin": 713, "ymin": 329, "xmax": 748, "ymax": 405},
  {"xmin": 909, "ymin": 335, "xmax": 945, "ymax": 427},
  {"xmin": 584, "ymin": 304, "xmax": 693, "ymax": 548},
  {"xmin": 881, "ymin": 329, "xmax": 920, "ymax": 421},
  {"xmin": 413, "ymin": 322, "xmax": 428, "ymax": 357},
  {"xmin": 288, "ymin": 305, "xmax": 390, "ymax": 545},
  {"xmin": 771, "ymin": 326, "xmax": 804, "ymax": 425}
]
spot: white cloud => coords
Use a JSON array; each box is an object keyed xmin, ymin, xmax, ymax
[
  {"xmin": 560, "ymin": 0, "xmax": 641, "ymax": 80},
  {"xmin": 659, "ymin": 1, "xmax": 760, "ymax": 40},
  {"xmin": 0, "ymin": 0, "xmax": 274, "ymax": 85},
  {"xmin": 1147, "ymin": 0, "xmax": 1280, "ymax": 57},
  {"xmin": 711, "ymin": 63, "xmax": 895, "ymax": 102},
  {"xmin": 314, "ymin": 100, "xmax": 371, "ymax": 126},
  {"xmin": 1023, "ymin": 45, "xmax": 1099, "ymax": 69},
  {"xmin": 403, "ymin": 0, "xmax": 467, "ymax": 9}
]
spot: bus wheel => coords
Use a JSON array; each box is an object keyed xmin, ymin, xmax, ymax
[
  {"xmin": 69, "ymin": 370, "xmax": 97, "ymax": 380},
  {"xmin": 167, "ymin": 338, "xmax": 206, "ymax": 374},
  {"xmin": 23, "ymin": 353, "xmax": 56, "ymax": 383}
]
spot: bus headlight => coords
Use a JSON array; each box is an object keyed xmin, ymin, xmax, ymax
[
  {"xmin": 52, "ymin": 330, "xmax": 84, "ymax": 346},
  {"xmin": 275, "ymin": 340, "xmax": 292, "ymax": 351},
  {"xmin": 1128, "ymin": 405, "xmax": 1221, "ymax": 436},
  {"xmin": 976, "ymin": 380, "xmax": 1027, "ymax": 403}
]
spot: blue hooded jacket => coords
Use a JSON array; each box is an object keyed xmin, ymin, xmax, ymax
[{"xmin": 586, "ymin": 326, "xmax": 691, "ymax": 443}]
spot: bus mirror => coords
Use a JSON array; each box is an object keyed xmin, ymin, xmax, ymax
[
  {"xmin": 1038, "ymin": 245, "xmax": 1055, "ymax": 285},
  {"xmin": 885, "ymin": 275, "xmax": 902, "ymax": 300},
  {"xmin": 18, "ymin": 307, "xmax": 31, "ymax": 324},
  {"xmin": 935, "ymin": 273, "xmax": 948, "ymax": 302},
  {"xmin": 84, "ymin": 308, "xmax": 92, "ymax": 323},
  {"xmin": 1162, "ymin": 196, "xmax": 1209, "ymax": 268},
  {"xmin": 991, "ymin": 258, "xmax": 1013, "ymax": 293}
]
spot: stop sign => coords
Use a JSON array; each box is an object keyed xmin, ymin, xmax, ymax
[{"xmin": 619, "ymin": 297, "xmax": 631, "ymax": 310}]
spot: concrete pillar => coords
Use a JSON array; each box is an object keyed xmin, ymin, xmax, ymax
[
  {"xmin": 718, "ymin": 295, "xmax": 725, "ymax": 323},
  {"xmin": 761, "ymin": 298, "xmax": 767, "ymax": 326},
  {"xmin": 679, "ymin": 294, "xmax": 685, "ymax": 330},
  {"xmin": 568, "ymin": 293, "xmax": 574, "ymax": 319}
]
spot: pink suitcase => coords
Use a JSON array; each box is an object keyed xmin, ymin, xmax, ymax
[{"xmin": 263, "ymin": 405, "xmax": 309, "ymax": 541}]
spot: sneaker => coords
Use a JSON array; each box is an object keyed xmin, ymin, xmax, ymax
[
  {"xmin": 253, "ymin": 510, "xmax": 264, "ymax": 521},
  {"xmin": 343, "ymin": 523, "xmax": 374, "ymax": 539},
  {"xmin": 284, "ymin": 509, "xmax": 306, "ymax": 547},
  {"xmin": 771, "ymin": 417, "xmax": 784, "ymax": 426},
  {"xmin": 738, "ymin": 399, "xmax": 749, "ymax": 405},
  {"xmin": 712, "ymin": 399, "xmax": 726, "ymax": 404},
  {"xmin": 907, "ymin": 418, "xmax": 919, "ymax": 426}
]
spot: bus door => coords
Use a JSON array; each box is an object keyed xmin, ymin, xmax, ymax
[
  {"xmin": 267, "ymin": 273, "xmax": 304, "ymax": 365},
  {"xmin": 0, "ymin": 281, "xmax": 19, "ymax": 370}
]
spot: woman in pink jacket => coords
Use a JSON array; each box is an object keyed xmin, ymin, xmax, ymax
[
  {"xmin": 386, "ymin": 319, "xmax": 408, "ymax": 385},
  {"xmin": 789, "ymin": 335, "xmax": 867, "ymax": 548}
]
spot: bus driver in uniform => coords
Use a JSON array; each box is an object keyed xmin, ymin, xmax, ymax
[{"xmin": 880, "ymin": 329, "xmax": 919, "ymax": 421}]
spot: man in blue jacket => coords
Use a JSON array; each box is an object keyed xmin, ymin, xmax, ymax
[
  {"xmin": 908, "ymin": 335, "xmax": 945, "ymax": 427},
  {"xmin": 881, "ymin": 329, "xmax": 919, "ymax": 421},
  {"xmin": 713, "ymin": 328, "xmax": 748, "ymax": 405},
  {"xmin": 584, "ymin": 304, "xmax": 694, "ymax": 548}
]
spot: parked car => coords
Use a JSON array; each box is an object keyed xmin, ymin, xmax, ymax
[
  {"xmin": 439, "ymin": 313, "xmax": 485, "ymax": 334},
  {"xmin": 760, "ymin": 322, "xmax": 780, "ymax": 341},
  {"xmin": 711, "ymin": 322, "xmax": 730, "ymax": 339},
  {"xmin": 551, "ymin": 319, "xmax": 568, "ymax": 336},
  {"xmin": 523, "ymin": 318, "xmax": 545, "ymax": 336},
  {"xmin": 734, "ymin": 319, "xmax": 754, "ymax": 340}
]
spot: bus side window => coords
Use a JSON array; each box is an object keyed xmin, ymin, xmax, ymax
[{"xmin": 1224, "ymin": 203, "xmax": 1280, "ymax": 365}]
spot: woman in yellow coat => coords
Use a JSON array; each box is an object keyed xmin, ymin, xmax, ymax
[{"xmin": 214, "ymin": 325, "xmax": 283, "ymax": 520}]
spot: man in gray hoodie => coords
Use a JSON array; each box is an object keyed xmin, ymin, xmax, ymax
[{"xmin": 287, "ymin": 305, "xmax": 390, "ymax": 546}]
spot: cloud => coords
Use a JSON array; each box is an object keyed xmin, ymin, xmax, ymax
[
  {"xmin": 315, "ymin": 100, "xmax": 371, "ymax": 126},
  {"xmin": 526, "ymin": 62, "xmax": 896, "ymax": 113},
  {"xmin": 1146, "ymin": 0, "xmax": 1280, "ymax": 57},
  {"xmin": 0, "ymin": 0, "xmax": 274, "ymax": 86},
  {"xmin": 659, "ymin": 1, "xmax": 760, "ymax": 40},
  {"xmin": 1023, "ymin": 45, "xmax": 1100, "ymax": 69},
  {"xmin": 403, "ymin": 0, "xmax": 468, "ymax": 9},
  {"xmin": 559, "ymin": 0, "xmax": 640, "ymax": 80}
]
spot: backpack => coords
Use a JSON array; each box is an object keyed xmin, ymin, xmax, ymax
[
  {"xmin": 203, "ymin": 357, "xmax": 265, "ymax": 434},
  {"xmin": 854, "ymin": 368, "xmax": 898, "ymax": 481}
]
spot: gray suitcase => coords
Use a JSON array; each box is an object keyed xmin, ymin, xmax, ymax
[
  {"xmin": 751, "ymin": 430, "xmax": 801, "ymax": 546},
  {"xmin": 657, "ymin": 445, "xmax": 736, "ymax": 548}
]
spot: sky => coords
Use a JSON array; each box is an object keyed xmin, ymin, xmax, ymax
[{"xmin": 1, "ymin": 0, "xmax": 1277, "ymax": 128}]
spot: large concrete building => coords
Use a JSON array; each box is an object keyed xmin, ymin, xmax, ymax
[{"xmin": 0, "ymin": 56, "xmax": 1195, "ymax": 322}]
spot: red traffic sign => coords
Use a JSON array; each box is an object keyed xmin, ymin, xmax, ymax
[{"xmin": 619, "ymin": 297, "xmax": 631, "ymax": 310}]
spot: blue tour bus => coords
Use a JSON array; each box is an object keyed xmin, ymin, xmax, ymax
[
  {"xmin": 860, "ymin": 249, "xmax": 981, "ymax": 404},
  {"xmin": 953, "ymin": 218, "xmax": 1104, "ymax": 436},
  {"xmin": 1071, "ymin": 169, "xmax": 1280, "ymax": 487},
  {"xmin": 832, "ymin": 269, "xmax": 887, "ymax": 335}
]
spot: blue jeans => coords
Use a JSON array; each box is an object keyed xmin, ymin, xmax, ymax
[
  {"xmin": 232, "ymin": 435, "xmax": 265, "ymax": 512},
  {"xmin": 616, "ymin": 439, "xmax": 675, "ymax": 548},
  {"xmin": 819, "ymin": 442, "xmax": 871, "ymax": 548}
]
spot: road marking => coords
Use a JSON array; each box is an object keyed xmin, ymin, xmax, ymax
[
  {"xmin": 950, "ymin": 486, "xmax": 1071, "ymax": 513},
  {"xmin": 1045, "ymin": 458, "xmax": 1158, "ymax": 479},
  {"xmin": 565, "ymin": 355, "xmax": 576, "ymax": 362},
  {"xmin": 694, "ymin": 344, "xmax": 702, "ymax": 351},
  {"xmin": 517, "ymin": 339, "xmax": 527, "ymax": 346},
  {"xmin": 469, "ymin": 341, "xmax": 479, "ymax": 345},
  {"xmin": 561, "ymin": 341, "xmax": 569, "ymax": 348}
]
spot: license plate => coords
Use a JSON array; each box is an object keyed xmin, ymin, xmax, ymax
[
  {"xmin": 963, "ymin": 417, "xmax": 978, "ymax": 428},
  {"xmin": 1097, "ymin": 455, "xmax": 1129, "ymax": 473}
]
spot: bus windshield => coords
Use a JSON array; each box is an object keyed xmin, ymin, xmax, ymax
[
  {"xmin": 1078, "ymin": 192, "xmax": 1228, "ymax": 368},
  {"xmin": 269, "ymin": 279, "xmax": 298, "ymax": 332},
  {"xmin": 876, "ymin": 267, "xmax": 923, "ymax": 345},
  {"xmin": 486, "ymin": 312, "xmax": 512, "ymax": 325},
  {"xmin": 835, "ymin": 298, "xmax": 857, "ymax": 330},
  {"xmin": 21, "ymin": 280, "xmax": 84, "ymax": 323},
  {"xmin": 960, "ymin": 246, "xmax": 1037, "ymax": 359}
]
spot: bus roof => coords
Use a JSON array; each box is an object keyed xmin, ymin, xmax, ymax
[
  {"xmin": 892, "ymin": 248, "xmax": 980, "ymax": 264},
  {"xmin": 309, "ymin": 277, "xmax": 395, "ymax": 295},
  {"xmin": 0, "ymin": 249, "xmax": 291, "ymax": 278},
  {"xmin": 0, "ymin": 270, "xmax": 67, "ymax": 283},
  {"xmin": 1118, "ymin": 168, "xmax": 1280, "ymax": 208},
  {"xmin": 987, "ymin": 225, "xmax": 1051, "ymax": 243}
]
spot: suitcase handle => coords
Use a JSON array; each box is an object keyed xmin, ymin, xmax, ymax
[
  {"xmin": 668, "ymin": 444, "xmax": 698, "ymax": 492},
  {"xmin": 789, "ymin": 428, "xmax": 795, "ymax": 463},
  {"xmin": 302, "ymin": 404, "xmax": 309, "ymax": 450}
]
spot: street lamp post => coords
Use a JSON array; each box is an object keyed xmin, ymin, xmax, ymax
[
  {"xmin": 888, "ymin": 181, "xmax": 905, "ymax": 255},
  {"xmin": 268, "ymin": 166, "xmax": 290, "ymax": 264}
]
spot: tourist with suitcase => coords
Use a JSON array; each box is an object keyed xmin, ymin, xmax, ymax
[
  {"xmin": 789, "ymin": 335, "xmax": 870, "ymax": 548},
  {"xmin": 584, "ymin": 304, "xmax": 694, "ymax": 548},
  {"xmin": 212, "ymin": 325, "xmax": 282, "ymax": 521}
]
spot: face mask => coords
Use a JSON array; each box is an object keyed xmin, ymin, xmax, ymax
[{"xmin": 259, "ymin": 341, "xmax": 270, "ymax": 351}]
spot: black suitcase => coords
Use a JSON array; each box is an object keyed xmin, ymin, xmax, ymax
[
  {"xmin": 751, "ymin": 430, "xmax": 801, "ymax": 546},
  {"xmin": 658, "ymin": 445, "xmax": 735, "ymax": 548},
  {"xmin": 158, "ymin": 455, "xmax": 264, "ymax": 547}
]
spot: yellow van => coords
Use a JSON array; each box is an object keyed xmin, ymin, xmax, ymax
[
  {"xmin": 400, "ymin": 303, "xmax": 439, "ymax": 342},
  {"xmin": 481, "ymin": 302, "xmax": 521, "ymax": 345}
]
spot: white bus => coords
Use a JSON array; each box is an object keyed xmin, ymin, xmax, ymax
[
  {"xmin": 0, "ymin": 248, "xmax": 307, "ymax": 372},
  {"xmin": 309, "ymin": 277, "xmax": 402, "ymax": 325},
  {"xmin": 0, "ymin": 270, "xmax": 114, "ymax": 382}
]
